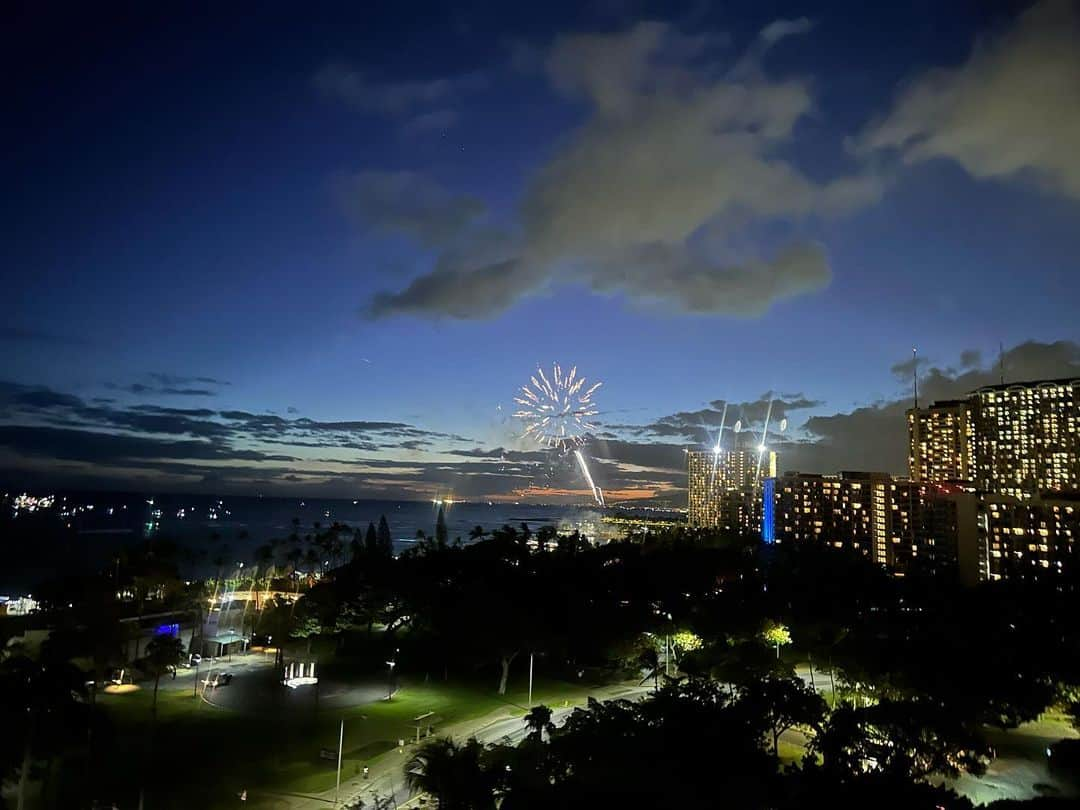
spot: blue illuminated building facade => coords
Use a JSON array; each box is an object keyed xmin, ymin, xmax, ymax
[{"xmin": 762, "ymin": 478, "xmax": 776, "ymax": 543}]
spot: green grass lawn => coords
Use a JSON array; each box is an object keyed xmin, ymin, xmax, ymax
[
  {"xmin": 91, "ymin": 670, "xmax": 617, "ymax": 807},
  {"xmin": 97, "ymin": 681, "xmax": 231, "ymax": 722},
  {"xmin": 272, "ymin": 676, "xmax": 609, "ymax": 795},
  {"xmin": 88, "ymin": 667, "xmax": 847, "ymax": 807},
  {"xmin": 777, "ymin": 739, "xmax": 807, "ymax": 765}
]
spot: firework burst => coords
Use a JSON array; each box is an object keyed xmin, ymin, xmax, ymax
[{"xmin": 514, "ymin": 363, "xmax": 602, "ymax": 450}]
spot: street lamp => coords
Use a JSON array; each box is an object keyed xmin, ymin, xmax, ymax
[
  {"xmin": 652, "ymin": 608, "xmax": 674, "ymax": 676},
  {"xmin": 334, "ymin": 718, "xmax": 345, "ymax": 807},
  {"xmin": 386, "ymin": 648, "xmax": 399, "ymax": 701}
]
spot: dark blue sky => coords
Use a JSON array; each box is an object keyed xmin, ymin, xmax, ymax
[{"xmin": 3, "ymin": 0, "xmax": 1079, "ymax": 502}]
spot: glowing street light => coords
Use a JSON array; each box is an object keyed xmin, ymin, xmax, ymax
[{"xmin": 386, "ymin": 648, "xmax": 399, "ymax": 700}]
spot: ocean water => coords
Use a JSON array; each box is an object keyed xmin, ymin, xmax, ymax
[
  {"xmin": 2, "ymin": 492, "xmax": 612, "ymax": 591},
  {"xmin": 136, "ymin": 493, "xmax": 586, "ymax": 548}
]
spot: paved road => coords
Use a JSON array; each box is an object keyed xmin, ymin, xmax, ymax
[
  {"xmin": 158, "ymin": 652, "xmax": 277, "ymax": 694},
  {"xmin": 945, "ymin": 719, "xmax": 1079, "ymax": 804}
]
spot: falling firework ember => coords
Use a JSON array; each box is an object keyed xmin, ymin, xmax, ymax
[{"xmin": 513, "ymin": 363, "xmax": 602, "ymax": 449}]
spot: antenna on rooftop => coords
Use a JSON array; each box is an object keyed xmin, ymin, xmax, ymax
[{"xmin": 999, "ymin": 341, "xmax": 1006, "ymax": 386}]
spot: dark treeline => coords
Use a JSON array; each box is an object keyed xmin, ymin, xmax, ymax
[
  {"xmin": 316, "ymin": 523, "xmax": 1080, "ymax": 807},
  {"xmin": 295, "ymin": 523, "xmax": 1080, "ymax": 721},
  {"xmin": 4, "ymin": 519, "xmax": 1080, "ymax": 807}
]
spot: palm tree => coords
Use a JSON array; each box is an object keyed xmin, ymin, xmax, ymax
[
  {"xmin": 180, "ymin": 580, "xmax": 209, "ymax": 662},
  {"xmin": 435, "ymin": 506, "xmax": 449, "ymax": 546},
  {"xmin": 253, "ymin": 543, "xmax": 275, "ymax": 609},
  {"xmin": 303, "ymin": 547, "xmax": 320, "ymax": 576},
  {"xmin": 523, "ymin": 705, "xmax": 555, "ymax": 742},
  {"xmin": 637, "ymin": 646, "xmax": 661, "ymax": 691},
  {"xmin": 145, "ymin": 635, "xmax": 184, "ymax": 718},
  {"xmin": 286, "ymin": 546, "xmax": 303, "ymax": 575},
  {"xmin": 404, "ymin": 737, "xmax": 494, "ymax": 809}
]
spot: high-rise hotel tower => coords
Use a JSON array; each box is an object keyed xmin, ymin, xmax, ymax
[{"xmin": 909, "ymin": 378, "xmax": 1079, "ymax": 498}]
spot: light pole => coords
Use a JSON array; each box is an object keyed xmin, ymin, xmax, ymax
[
  {"xmin": 386, "ymin": 648, "xmax": 399, "ymax": 701},
  {"xmin": 660, "ymin": 611, "xmax": 673, "ymax": 677},
  {"xmin": 527, "ymin": 651, "xmax": 534, "ymax": 708},
  {"xmin": 334, "ymin": 718, "xmax": 344, "ymax": 806}
]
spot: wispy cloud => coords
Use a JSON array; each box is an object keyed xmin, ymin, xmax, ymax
[
  {"xmin": 106, "ymin": 373, "xmax": 232, "ymax": 397},
  {"xmin": 610, "ymin": 339, "xmax": 1080, "ymax": 477},
  {"xmin": 360, "ymin": 21, "xmax": 881, "ymax": 320},
  {"xmin": 856, "ymin": 0, "xmax": 1080, "ymax": 200},
  {"xmin": 314, "ymin": 64, "xmax": 485, "ymax": 117}
]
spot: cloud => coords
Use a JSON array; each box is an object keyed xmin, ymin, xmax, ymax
[
  {"xmin": 363, "ymin": 21, "xmax": 883, "ymax": 320},
  {"xmin": 369, "ymin": 257, "xmax": 535, "ymax": 319},
  {"xmin": 603, "ymin": 340, "xmax": 1080, "ymax": 481},
  {"xmin": 788, "ymin": 339, "xmax": 1080, "ymax": 474},
  {"xmin": 106, "ymin": 373, "xmax": 230, "ymax": 398},
  {"xmin": 149, "ymin": 373, "xmax": 230, "ymax": 387},
  {"xmin": 888, "ymin": 352, "xmax": 923, "ymax": 381},
  {"xmin": 0, "ymin": 382, "xmax": 469, "ymax": 459},
  {"xmin": 8, "ymin": 342, "xmax": 1074, "ymax": 502},
  {"xmin": 856, "ymin": 0, "xmax": 1080, "ymax": 199},
  {"xmin": 759, "ymin": 18, "xmax": 815, "ymax": 47},
  {"xmin": 124, "ymin": 384, "xmax": 217, "ymax": 396},
  {"xmin": 0, "ymin": 378, "xmax": 687, "ymax": 502},
  {"xmin": 2, "ymin": 384, "xmax": 85, "ymax": 411},
  {"xmin": 336, "ymin": 170, "xmax": 488, "ymax": 249},
  {"xmin": 314, "ymin": 64, "xmax": 485, "ymax": 116},
  {"xmin": 959, "ymin": 349, "xmax": 982, "ymax": 369},
  {"xmin": 585, "ymin": 242, "xmax": 830, "ymax": 315},
  {"xmin": 402, "ymin": 109, "xmax": 460, "ymax": 135},
  {"xmin": 633, "ymin": 392, "xmax": 823, "ymax": 446},
  {"xmin": 0, "ymin": 425, "xmax": 297, "ymax": 465}
]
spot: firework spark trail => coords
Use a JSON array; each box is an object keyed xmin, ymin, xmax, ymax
[
  {"xmin": 710, "ymin": 402, "xmax": 729, "ymax": 488},
  {"xmin": 756, "ymin": 398, "xmax": 774, "ymax": 479},
  {"xmin": 575, "ymin": 449, "xmax": 604, "ymax": 507}
]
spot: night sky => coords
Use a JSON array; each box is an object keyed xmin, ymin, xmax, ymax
[{"xmin": 4, "ymin": 1, "xmax": 1079, "ymax": 502}]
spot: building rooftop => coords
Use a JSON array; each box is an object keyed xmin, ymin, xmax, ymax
[
  {"xmin": 974, "ymin": 376, "xmax": 1080, "ymax": 393},
  {"xmin": 912, "ymin": 377, "xmax": 1080, "ymax": 410}
]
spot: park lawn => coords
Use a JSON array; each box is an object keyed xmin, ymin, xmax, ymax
[
  {"xmin": 89, "ymin": 669, "xmax": 621, "ymax": 804},
  {"xmin": 777, "ymin": 739, "xmax": 807, "ymax": 766},
  {"xmin": 1040, "ymin": 706, "xmax": 1080, "ymax": 732},
  {"xmin": 272, "ymin": 676, "xmax": 611, "ymax": 795},
  {"xmin": 96, "ymin": 681, "xmax": 229, "ymax": 724}
]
